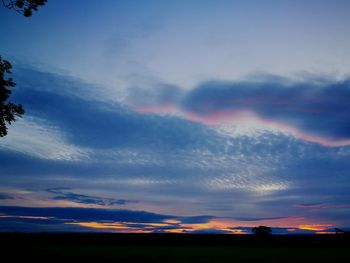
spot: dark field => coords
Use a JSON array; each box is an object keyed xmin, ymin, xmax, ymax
[{"xmin": 2, "ymin": 233, "xmax": 350, "ymax": 262}]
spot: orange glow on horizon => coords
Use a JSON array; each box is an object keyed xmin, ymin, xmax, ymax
[
  {"xmin": 66, "ymin": 222, "xmax": 154, "ymax": 233},
  {"xmin": 163, "ymin": 219, "xmax": 181, "ymax": 224},
  {"xmin": 315, "ymin": 231, "xmax": 336, "ymax": 235},
  {"xmin": 298, "ymin": 224, "xmax": 332, "ymax": 231},
  {"xmin": 67, "ymin": 222, "xmax": 127, "ymax": 230},
  {"xmin": 62, "ymin": 217, "xmax": 335, "ymax": 234}
]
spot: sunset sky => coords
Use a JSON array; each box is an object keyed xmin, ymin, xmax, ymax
[{"xmin": 1, "ymin": 0, "xmax": 350, "ymax": 234}]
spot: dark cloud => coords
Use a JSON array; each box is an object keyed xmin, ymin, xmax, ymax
[
  {"xmin": 0, "ymin": 193, "xmax": 14, "ymax": 200},
  {"xmin": 0, "ymin": 149, "xmax": 97, "ymax": 178},
  {"xmin": 46, "ymin": 188, "xmax": 137, "ymax": 206},
  {"xmin": 0, "ymin": 206, "xmax": 171, "ymax": 223},
  {"xmin": 46, "ymin": 187, "xmax": 71, "ymax": 193},
  {"xmin": 181, "ymin": 78, "xmax": 350, "ymax": 144},
  {"xmin": 0, "ymin": 206, "xmax": 214, "ymax": 232},
  {"xmin": 294, "ymin": 203, "xmax": 325, "ymax": 208},
  {"xmin": 0, "ymin": 206, "xmax": 214, "ymax": 225},
  {"xmin": 52, "ymin": 194, "xmax": 134, "ymax": 206},
  {"xmin": 0, "ymin": 216, "xmax": 91, "ymax": 233},
  {"xmin": 126, "ymin": 77, "xmax": 350, "ymax": 146}
]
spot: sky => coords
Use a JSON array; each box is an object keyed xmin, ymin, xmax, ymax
[{"xmin": 1, "ymin": 0, "xmax": 350, "ymax": 234}]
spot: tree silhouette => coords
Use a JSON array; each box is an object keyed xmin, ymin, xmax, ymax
[
  {"xmin": 0, "ymin": 57, "xmax": 24, "ymax": 137},
  {"xmin": 2, "ymin": 0, "xmax": 47, "ymax": 17},
  {"xmin": 252, "ymin": 226, "xmax": 272, "ymax": 236},
  {"xmin": 0, "ymin": 0, "xmax": 47, "ymax": 136}
]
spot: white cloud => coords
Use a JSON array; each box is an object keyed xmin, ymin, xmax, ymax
[
  {"xmin": 0, "ymin": 117, "xmax": 89, "ymax": 161},
  {"xmin": 206, "ymin": 173, "xmax": 289, "ymax": 194},
  {"xmin": 215, "ymin": 117, "xmax": 290, "ymax": 139}
]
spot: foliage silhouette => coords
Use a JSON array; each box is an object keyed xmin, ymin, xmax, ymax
[
  {"xmin": 252, "ymin": 226, "xmax": 272, "ymax": 236},
  {"xmin": 2, "ymin": 0, "xmax": 47, "ymax": 17},
  {"xmin": 0, "ymin": 57, "xmax": 24, "ymax": 137},
  {"xmin": 0, "ymin": 1, "xmax": 46, "ymax": 136}
]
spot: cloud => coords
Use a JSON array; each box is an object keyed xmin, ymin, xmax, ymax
[
  {"xmin": 127, "ymin": 83, "xmax": 183, "ymax": 111},
  {"xmin": 1, "ymin": 66, "xmax": 350, "ymax": 230},
  {"xmin": 178, "ymin": 216, "xmax": 214, "ymax": 224},
  {"xmin": 130, "ymin": 76, "xmax": 350, "ymax": 146},
  {"xmin": 9, "ymin": 66, "xmax": 220, "ymax": 151},
  {"xmin": 46, "ymin": 188, "xmax": 138, "ymax": 206},
  {"xmin": 233, "ymin": 216, "xmax": 289, "ymax": 222},
  {"xmin": 0, "ymin": 206, "xmax": 215, "ymax": 226},
  {"xmin": 0, "ymin": 206, "xmax": 339, "ymax": 234},
  {"xmin": 0, "ymin": 206, "xmax": 216, "ymax": 232},
  {"xmin": 0, "ymin": 206, "xmax": 172, "ymax": 223},
  {"xmin": 0, "ymin": 193, "xmax": 14, "ymax": 200},
  {"xmin": 294, "ymin": 203, "xmax": 326, "ymax": 209},
  {"xmin": 0, "ymin": 116, "xmax": 88, "ymax": 161},
  {"xmin": 0, "ymin": 216, "xmax": 89, "ymax": 233}
]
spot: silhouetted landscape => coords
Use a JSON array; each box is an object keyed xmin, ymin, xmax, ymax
[{"xmin": 2, "ymin": 233, "xmax": 350, "ymax": 262}]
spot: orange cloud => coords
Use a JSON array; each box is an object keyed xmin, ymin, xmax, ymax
[
  {"xmin": 66, "ymin": 222, "xmax": 153, "ymax": 233},
  {"xmin": 298, "ymin": 224, "xmax": 332, "ymax": 231}
]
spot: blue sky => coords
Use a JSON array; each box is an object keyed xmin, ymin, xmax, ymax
[{"xmin": 1, "ymin": 0, "xmax": 350, "ymax": 234}]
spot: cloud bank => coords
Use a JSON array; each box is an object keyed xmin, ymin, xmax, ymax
[
  {"xmin": 0, "ymin": 206, "xmax": 339, "ymax": 234},
  {"xmin": 1, "ymin": 66, "xmax": 350, "ymax": 233},
  {"xmin": 132, "ymin": 77, "xmax": 350, "ymax": 146}
]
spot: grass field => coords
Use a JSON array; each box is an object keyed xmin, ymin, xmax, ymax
[{"xmin": 2, "ymin": 233, "xmax": 350, "ymax": 262}]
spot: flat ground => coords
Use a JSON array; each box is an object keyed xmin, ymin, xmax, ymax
[{"xmin": 1, "ymin": 233, "xmax": 350, "ymax": 262}]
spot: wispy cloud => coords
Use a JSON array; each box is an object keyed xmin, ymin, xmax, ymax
[
  {"xmin": 0, "ymin": 117, "xmax": 89, "ymax": 161},
  {"xmin": 46, "ymin": 188, "xmax": 138, "ymax": 206}
]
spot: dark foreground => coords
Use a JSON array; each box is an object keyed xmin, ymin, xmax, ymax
[{"xmin": 2, "ymin": 233, "xmax": 350, "ymax": 262}]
